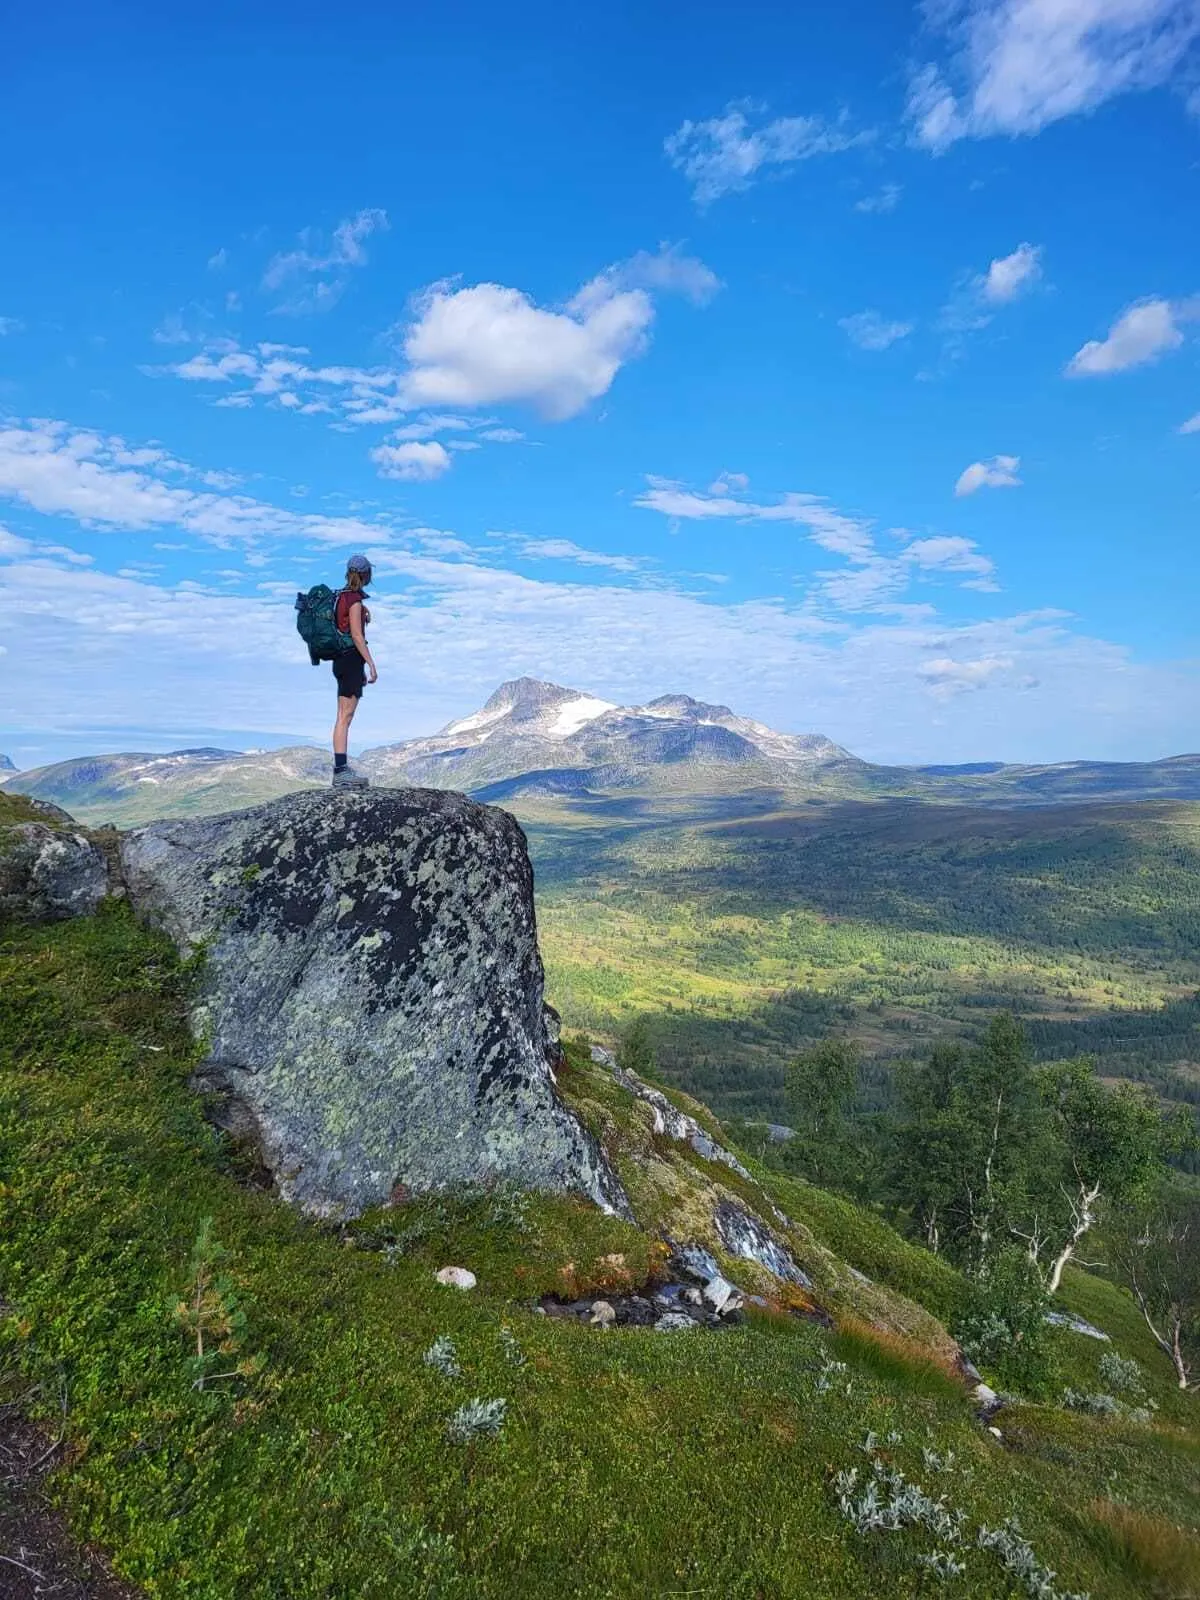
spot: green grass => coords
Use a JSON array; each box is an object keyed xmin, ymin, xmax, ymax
[
  {"xmin": 1, "ymin": 904, "xmax": 1198, "ymax": 1598},
  {"xmin": 522, "ymin": 796, "xmax": 1200, "ymax": 1123}
]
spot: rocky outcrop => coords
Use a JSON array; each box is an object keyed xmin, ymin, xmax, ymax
[
  {"xmin": 592, "ymin": 1045, "xmax": 755, "ymax": 1182},
  {"xmin": 120, "ymin": 788, "xmax": 629, "ymax": 1220},
  {"xmin": 0, "ymin": 815, "xmax": 110, "ymax": 922}
]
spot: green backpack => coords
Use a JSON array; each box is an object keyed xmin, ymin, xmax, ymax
[{"xmin": 295, "ymin": 584, "xmax": 354, "ymax": 665}]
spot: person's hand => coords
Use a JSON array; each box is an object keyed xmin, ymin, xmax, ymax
[{"xmin": 367, "ymin": 662, "xmax": 378, "ymax": 685}]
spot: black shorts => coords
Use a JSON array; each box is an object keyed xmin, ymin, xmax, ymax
[{"xmin": 332, "ymin": 648, "xmax": 366, "ymax": 700}]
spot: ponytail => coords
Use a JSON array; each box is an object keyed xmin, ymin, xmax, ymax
[{"xmin": 345, "ymin": 568, "xmax": 368, "ymax": 592}]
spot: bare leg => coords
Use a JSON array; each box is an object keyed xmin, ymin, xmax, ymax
[{"xmin": 333, "ymin": 695, "xmax": 359, "ymax": 759}]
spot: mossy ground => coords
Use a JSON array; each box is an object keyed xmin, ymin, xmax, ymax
[{"xmin": 1, "ymin": 904, "xmax": 1197, "ymax": 1598}]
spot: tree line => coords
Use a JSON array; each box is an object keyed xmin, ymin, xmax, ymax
[{"xmin": 639, "ymin": 1015, "xmax": 1199, "ymax": 1391}]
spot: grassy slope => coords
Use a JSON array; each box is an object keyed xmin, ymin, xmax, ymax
[
  {"xmin": 521, "ymin": 795, "xmax": 1200, "ymax": 1122},
  {"xmin": 2, "ymin": 905, "xmax": 1198, "ymax": 1599}
]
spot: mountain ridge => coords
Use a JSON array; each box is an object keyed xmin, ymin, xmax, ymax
[{"xmin": 3, "ymin": 675, "xmax": 1199, "ymax": 825}]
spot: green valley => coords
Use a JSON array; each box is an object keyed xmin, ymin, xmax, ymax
[{"xmin": 522, "ymin": 792, "xmax": 1200, "ymax": 1124}]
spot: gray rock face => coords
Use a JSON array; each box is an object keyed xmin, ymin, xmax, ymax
[
  {"xmin": 602, "ymin": 1055, "xmax": 755, "ymax": 1182},
  {"xmin": 120, "ymin": 788, "xmax": 629, "ymax": 1220},
  {"xmin": 0, "ymin": 822, "xmax": 110, "ymax": 921}
]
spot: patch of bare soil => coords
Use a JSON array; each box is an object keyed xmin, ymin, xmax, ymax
[{"xmin": 0, "ymin": 1389, "xmax": 139, "ymax": 1600}]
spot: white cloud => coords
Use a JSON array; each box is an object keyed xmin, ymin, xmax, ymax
[
  {"xmin": 908, "ymin": 0, "xmax": 1200, "ymax": 150},
  {"xmin": 665, "ymin": 102, "xmax": 870, "ymax": 206},
  {"xmin": 0, "ymin": 418, "xmax": 394, "ymax": 550},
  {"xmin": 387, "ymin": 414, "xmax": 474, "ymax": 442},
  {"xmin": 262, "ymin": 208, "xmax": 389, "ymax": 314},
  {"xmin": 507, "ymin": 535, "xmax": 641, "ymax": 573},
  {"xmin": 932, "ymin": 243, "xmax": 1045, "ymax": 366},
  {"xmin": 919, "ymin": 654, "xmax": 1014, "ymax": 694},
  {"xmin": 369, "ymin": 440, "xmax": 452, "ymax": 482},
  {"xmin": 855, "ymin": 183, "xmax": 902, "ymax": 213},
  {"xmin": 1180, "ymin": 410, "xmax": 1200, "ymax": 433},
  {"xmin": 840, "ymin": 310, "xmax": 914, "ymax": 350},
  {"xmin": 0, "ymin": 536, "xmax": 1192, "ymax": 767},
  {"xmin": 635, "ymin": 477, "xmax": 998, "ymax": 608},
  {"xmin": 0, "ymin": 527, "xmax": 32, "ymax": 556},
  {"xmin": 0, "ymin": 317, "xmax": 22, "ymax": 336},
  {"xmin": 1065, "ymin": 296, "xmax": 1192, "ymax": 375},
  {"xmin": 396, "ymin": 279, "xmax": 653, "ymax": 421},
  {"xmin": 161, "ymin": 247, "xmax": 713, "ymax": 427},
  {"xmin": 981, "ymin": 242, "xmax": 1043, "ymax": 302},
  {"xmin": 955, "ymin": 454, "xmax": 1023, "ymax": 495},
  {"xmin": 596, "ymin": 243, "xmax": 723, "ymax": 306},
  {"xmin": 208, "ymin": 247, "xmax": 228, "ymax": 271}
]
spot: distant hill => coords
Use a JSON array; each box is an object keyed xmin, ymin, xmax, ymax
[
  {"xmin": 0, "ymin": 754, "xmax": 16, "ymax": 774},
  {"xmin": 3, "ymin": 675, "xmax": 1198, "ymax": 826}
]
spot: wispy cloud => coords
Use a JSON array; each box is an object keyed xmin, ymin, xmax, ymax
[
  {"xmin": 0, "ymin": 418, "xmax": 393, "ymax": 550},
  {"xmin": 932, "ymin": 242, "xmax": 1045, "ymax": 367},
  {"xmin": 262, "ymin": 208, "xmax": 389, "ymax": 314},
  {"xmin": 919, "ymin": 654, "xmax": 1013, "ymax": 694},
  {"xmin": 907, "ymin": 0, "xmax": 1200, "ymax": 151},
  {"xmin": 207, "ymin": 247, "xmax": 228, "ymax": 272},
  {"xmin": 840, "ymin": 310, "xmax": 914, "ymax": 350},
  {"xmin": 634, "ymin": 476, "xmax": 998, "ymax": 610},
  {"xmin": 1, "ymin": 527, "xmax": 1190, "ymax": 765},
  {"xmin": 1180, "ymin": 410, "xmax": 1200, "ymax": 433},
  {"xmin": 0, "ymin": 317, "xmax": 22, "ymax": 336},
  {"xmin": 1065, "ymin": 295, "xmax": 1195, "ymax": 375},
  {"xmin": 981, "ymin": 242, "xmax": 1043, "ymax": 303},
  {"xmin": 506, "ymin": 535, "xmax": 642, "ymax": 572},
  {"xmin": 955, "ymin": 454, "xmax": 1022, "ymax": 495},
  {"xmin": 665, "ymin": 101, "xmax": 870, "ymax": 206},
  {"xmin": 854, "ymin": 183, "xmax": 902, "ymax": 213}
]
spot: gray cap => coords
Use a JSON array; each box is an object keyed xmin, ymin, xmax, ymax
[{"xmin": 346, "ymin": 552, "xmax": 373, "ymax": 574}]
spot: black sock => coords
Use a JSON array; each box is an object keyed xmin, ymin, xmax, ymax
[{"xmin": 334, "ymin": 753, "xmax": 348, "ymax": 773}]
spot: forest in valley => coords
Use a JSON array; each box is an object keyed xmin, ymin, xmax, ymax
[{"xmin": 524, "ymin": 794, "xmax": 1200, "ymax": 1128}]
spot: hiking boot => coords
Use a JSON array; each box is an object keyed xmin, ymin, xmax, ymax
[{"xmin": 331, "ymin": 765, "xmax": 370, "ymax": 790}]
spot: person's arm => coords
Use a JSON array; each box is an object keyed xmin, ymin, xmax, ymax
[{"xmin": 349, "ymin": 601, "xmax": 377, "ymax": 683}]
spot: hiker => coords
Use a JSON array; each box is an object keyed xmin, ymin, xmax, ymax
[{"xmin": 330, "ymin": 553, "xmax": 378, "ymax": 789}]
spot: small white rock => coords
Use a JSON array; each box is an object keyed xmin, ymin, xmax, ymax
[
  {"xmin": 435, "ymin": 1266, "xmax": 477, "ymax": 1290},
  {"xmin": 589, "ymin": 1299, "xmax": 616, "ymax": 1328},
  {"xmin": 973, "ymin": 1382, "xmax": 999, "ymax": 1410},
  {"xmin": 702, "ymin": 1275, "xmax": 738, "ymax": 1314},
  {"xmin": 987, "ymin": 1426, "xmax": 1003, "ymax": 1440}
]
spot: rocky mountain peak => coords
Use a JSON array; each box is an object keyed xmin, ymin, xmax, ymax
[
  {"xmin": 483, "ymin": 677, "xmax": 580, "ymax": 718},
  {"xmin": 641, "ymin": 694, "xmax": 736, "ymax": 722}
]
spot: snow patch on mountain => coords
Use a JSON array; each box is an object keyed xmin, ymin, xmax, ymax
[{"xmin": 546, "ymin": 695, "xmax": 617, "ymax": 738}]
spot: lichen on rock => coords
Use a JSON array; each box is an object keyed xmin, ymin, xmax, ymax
[
  {"xmin": 0, "ymin": 820, "xmax": 111, "ymax": 922},
  {"xmin": 120, "ymin": 788, "xmax": 629, "ymax": 1219}
]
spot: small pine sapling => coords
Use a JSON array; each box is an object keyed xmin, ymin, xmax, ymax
[{"xmin": 171, "ymin": 1216, "xmax": 261, "ymax": 1392}]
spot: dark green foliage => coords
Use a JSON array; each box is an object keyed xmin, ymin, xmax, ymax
[
  {"xmin": 784, "ymin": 1036, "xmax": 861, "ymax": 1189},
  {"xmin": 616, "ymin": 1013, "xmax": 657, "ymax": 1078},
  {"xmin": 1107, "ymin": 1182, "xmax": 1200, "ymax": 1389},
  {"xmin": 954, "ymin": 1248, "xmax": 1063, "ymax": 1399},
  {"xmin": 889, "ymin": 1017, "xmax": 1044, "ymax": 1271}
]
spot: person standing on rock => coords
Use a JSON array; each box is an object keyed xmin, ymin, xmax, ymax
[{"xmin": 331, "ymin": 554, "xmax": 378, "ymax": 789}]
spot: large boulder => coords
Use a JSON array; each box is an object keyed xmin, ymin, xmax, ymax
[
  {"xmin": 0, "ymin": 819, "xmax": 110, "ymax": 922},
  {"xmin": 120, "ymin": 788, "xmax": 629, "ymax": 1220}
]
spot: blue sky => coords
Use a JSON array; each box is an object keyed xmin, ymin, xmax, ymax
[{"xmin": 1, "ymin": 0, "xmax": 1198, "ymax": 769}]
